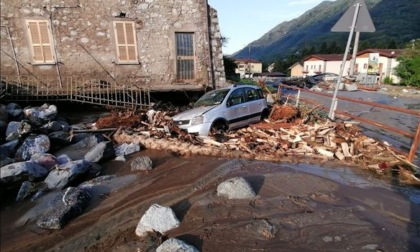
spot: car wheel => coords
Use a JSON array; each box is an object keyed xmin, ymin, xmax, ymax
[
  {"xmin": 210, "ymin": 120, "xmax": 227, "ymax": 135},
  {"xmin": 261, "ymin": 109, "xmax": 269, "ymax": 121}
]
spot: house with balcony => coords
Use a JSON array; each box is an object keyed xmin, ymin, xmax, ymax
[
  {"xmin": 234, "ymin": 59, "xmax": 263, "ymax": 78},
  {"xmin": 298, "ymin": 49, "xmax": 402, "ymax": 83}
]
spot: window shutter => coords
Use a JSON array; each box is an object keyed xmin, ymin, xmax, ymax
[
  {"xmin": 26, "ymin": 20, "xmax": 55, "ymax": 64},
  {"xmin": 114, "ymin": 21, "xmax": 138, "ymax": 63}
]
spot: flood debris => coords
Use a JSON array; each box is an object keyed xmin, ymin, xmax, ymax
[{"xmin": 108, "ymin": 105, "xmax": 418, "ymax": 186}]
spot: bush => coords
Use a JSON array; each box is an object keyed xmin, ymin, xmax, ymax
[{"xmin": 383, "ymin": 76, "xmax": 394, "ymax": 84}]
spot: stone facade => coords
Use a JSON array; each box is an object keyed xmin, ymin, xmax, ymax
[{"xmin": 0, "ymin": 0, "xmax": 225, "ymax": 91}]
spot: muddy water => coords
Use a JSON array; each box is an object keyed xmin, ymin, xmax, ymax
[{"xmin": 1, "ymin": 150, "xmax": 419, "ymax": 252}]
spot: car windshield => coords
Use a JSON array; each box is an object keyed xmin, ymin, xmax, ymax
[{"xmin": 194, "ymin": 89, "xmax": 230, "ymax": 107}]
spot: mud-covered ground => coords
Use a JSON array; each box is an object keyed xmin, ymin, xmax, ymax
[{"xmin": 1, "ymin": 149, "xmax": 419, "ymax": 252}]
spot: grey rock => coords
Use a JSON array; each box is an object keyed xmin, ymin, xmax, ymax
[
  {"xmin": 131, "ymin": 156, "xmax": 153, "ymax": 171},
  {"xmin": 6, "ymin": 103, "xmax": 23, "ymax": 120},
  {"xmin": 78, "ymin": 175, "xmax": 117, "ymax": 189},
  {"xmin": 16, "ymin": 181, "xmax": 47, "ymax": 201},
  {"xmin": 41, "ymin": 121, "xmax": 65, "ymax": 132},
  {"xmin": 30, "ymin": 153, "xmax": 59, "ymax": 171},
  {"xmin": 217, "ymin": 177, "xmax": 256, "ymax": 199},
  {"xmin": 0, "ymin": 157, "xmax": 15, "ymax": 168},
  {"xmin": 0, "ymin": 140, "xmax": 19, "ymax": 160},
  {"xmin": 156, "ymin": 238, "xmax": 199, "ymax": 252},
  {"xmin": 54, "ymin": 134, "xmax": 105, "ymax": 160},
  {"xmin": 15, "ymin": 134, "xmax": 50, "ymax": 161},
  {"xmin": 5, "ymin": 121, "xmax": 21, "ymax": 141},
  {"xmin": 135, "ymin": 204, "xmax": 180, "ymax": 237},
  {"xmin": 36, "ymin": 187, "xmax": 91, "ymax": 229},
  {"xmin": 56, "ymin": 154, "xmax": 71, "ymax": 164},
  {"xmin": 0, "ymin": 161, "xmax": 48, "ymax": 185},
  {"xmin": 115, "ymin": 143, "xmax": 140, "ymax": 156},
  {"xmin": 114, "ymin": 155, "xmax": 126, "ymax": 162},
  {"xmin": 24, "ymin": 103, "xmax": 58, "ymax": 126},
  {"xmin": 84, "ymin": 141, "xmax": 115, "ymax": 163},
  {"xmin": 48, "ymin": 131, "xmax": 72, "ymax": 149},
  {"xmin": 44, "ymin": 159, "xmax": 91, "ymax": 189}
]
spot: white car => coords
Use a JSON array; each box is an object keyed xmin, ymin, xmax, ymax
[{"xmin": 172, "ymin": 84, "xmax": 269, "ymax": 136}]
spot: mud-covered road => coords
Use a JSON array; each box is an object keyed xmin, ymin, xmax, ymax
[{"xmin": 2, "ymin": 149, "xmax": 419, "ymax": 252}]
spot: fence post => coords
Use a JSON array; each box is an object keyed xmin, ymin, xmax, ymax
[{"xmin": 408, "ymin": 121, "xmax": 420, "ymax": 163}]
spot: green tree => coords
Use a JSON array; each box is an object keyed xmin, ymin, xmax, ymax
[
  {"xmin": 223, "ymin": 56, "xmax": 238, "ymax": 81},
  {"xmin": 395, "ymin": 39, "xmax": 420, "ymax": 87}
]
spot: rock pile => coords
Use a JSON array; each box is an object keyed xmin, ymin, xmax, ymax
[{"xmin": 0, "ymin": 102, "xmax": 141, "ymax": 229}]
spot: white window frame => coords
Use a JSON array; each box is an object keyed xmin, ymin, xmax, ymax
[
  {"xmin": 25, "ymin": 19, "xmax": 56, "ymax": 64},
  {"xmin": 113, "ymin": 20, "xmax": 139, "ymax": 64}
]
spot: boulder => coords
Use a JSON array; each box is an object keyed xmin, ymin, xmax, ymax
[
  {"xmin": 131, "ymin": 156, "xmax": 153, "ymax": 171},
  {"xmin": 37, "ymin": 187, "xmax": 91, "ymax": 229},
  {"xmin": 0, "ymin": 157, "xmax": 14, "ymax": 168},
  {"xmin": 5, "ymin": 121, "xmax": 22, "ymax": 141},
  {"xmin": 135, "ymin": 204, "xmax": 180, "ymax": 237},
  {"xmin": 0, "ymin": 140, "xmax": 19, "ymax": 160},
  {"xmin": 6, "ymin": 103, "xmax": 23, "ymax": 120},
  {"xmin": 0, "ymin": 161, "xmax": 48, "ymax": 185},
  {"xmin": 54, "ymin": 134, "xmax": 105, "ymax": 160},
  {"xmin": 56, "ymin": 154, "xmax": 71, "ymax": 164},
  {"xmin": 48, "ymin": 131, "xmax": 72, "ymax": 150},
  {"xmin": 24, "ymin": 103, "xmax": 58, "ymax": 126},
  {"xmin": 217, "ymin": 177, "xmax": 256, "ymax": 199},
  {"xmin": 44, "ymin": 159, "xmax": 91, "ymax": 189},
  {"xmin": 114, "ymin": 143, "xmax": 140, "ymax": 156},
  {"xmin": 41, "ymin": 121, "xmax": 66, "ymax": 132},
  {"xmin": 15, "ymin": 134, "xmax": 50, "ymax": 161},
  {"xmin": 16, "ymin": 181, "xmax": 47, "ymax": 201},
  {"xmin": 30, "ymin": 153, "xmax": 59, "ymax": 171},
  {"xmin": 156, "ymin": 238, "xmax": 199, "ymax": 252},
  {"xmin": 84, "ymin": 141, "xmax": 115, "ymax": 163}
]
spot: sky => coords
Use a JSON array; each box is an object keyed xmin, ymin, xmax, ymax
[{"xmin": 208, "ymin": 0, "xmax": 334, "ymax": 55}]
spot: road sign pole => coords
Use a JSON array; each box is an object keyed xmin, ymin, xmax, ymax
[
  {"xmin": 328, "ymin": 3, "xmax": 361, "ymax": 120},
  {"xmin": 349, "ymin": 31, "xmax": 360, "ymax": 76}
]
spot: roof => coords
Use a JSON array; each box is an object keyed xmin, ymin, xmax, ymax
[
  {"xmin": 288, "ymin": 61, "xmax": 303, "ymax": 69},
  {"xmin": 303, "ymin": 54, "xmax": 351, "ymax": 61},
  {"xmin": 235, "ymin": 58, "xmax": 262, "ymax": 64},
  {"xmin": 254, "ymin": 72, "xmax": 286, "ymax": 77},
  {"xmin": 357, "ymin": 49, "xmax": 403, "ymax": 58}
]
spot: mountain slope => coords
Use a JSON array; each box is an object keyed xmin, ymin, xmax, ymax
[{"xmin": 233, "ymin": 0, "xmax": 420, "ymax": 62}]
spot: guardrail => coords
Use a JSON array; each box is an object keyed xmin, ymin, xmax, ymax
[
  {"xmin": 277, "ymin": 84, "xmax": 420, "ymax": 164},
  {"xmin": 0, "ymin": 75, "xmax": 150, "ymax": 109}
]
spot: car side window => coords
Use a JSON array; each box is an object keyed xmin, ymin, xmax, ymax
[
  {"xmin": 245, "ymin": 88, "xmax": 259, "ymax": 102},
  {"xmin": 226, "ymin": 88, "xmax": 245, "ymax": 107}
]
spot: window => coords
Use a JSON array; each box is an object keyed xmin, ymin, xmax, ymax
[
  {"xmin": 363, "ymin": 63, "xmax": 368, "ymax": 69},
  {"xmin": 113, "ymin": 21, "xmax": 138, "ymax": 64},
  {"xmin": 176, "ymin": 32, "xmax": 195, "ymax": 80},
  {"xmin": 245, "ymin": 88, "xmax": 259, "ymax": 102},
  {"xmin": 227, "ymin": 88, "xmax": 245, "ymax": 107},
  {"xmin": 26, "ymin": 20, "xmax": 55, "ymax": 64},
  {"xmin": 318, "ymin": 65, "xmax": 322, "ymax": 72}
]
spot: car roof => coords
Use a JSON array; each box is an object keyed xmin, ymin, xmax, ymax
[{"xmin": 230, "ymin": 84, "xmax": 261, "ymax": 89}]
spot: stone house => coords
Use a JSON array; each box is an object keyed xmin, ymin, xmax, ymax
[{"xmin": 0, "ymin": 0, "xmax": 226, "ymax": 92}]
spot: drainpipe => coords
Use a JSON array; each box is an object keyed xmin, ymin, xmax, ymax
[
  {"xmin": 49, "ymin": 12, "xmax": 63, "ymax": 89},
  {"xmin": 206, "ymin": 1, "xmax": 216, "ymax": 90},
  {"xmin": 1, "ymin": 25, "xmax": 22, "ymax": 86}
]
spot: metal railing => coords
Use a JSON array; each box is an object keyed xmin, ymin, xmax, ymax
[
  {"xmin": 0, "ymin": 75, "xmax": 150, "ymax": 110},
  {"xmin": 277, "ymin": 84, "xmax": 420, "ymax": 164}
]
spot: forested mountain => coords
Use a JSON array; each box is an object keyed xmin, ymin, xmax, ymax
[{"xmin": 232, "ymin": 0, "xmax": 420, "ymax": 63}]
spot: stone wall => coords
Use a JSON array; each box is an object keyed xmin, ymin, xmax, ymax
[{"xmin": 0, "ymin": 0, "xmax": 225, "ymax": 91}]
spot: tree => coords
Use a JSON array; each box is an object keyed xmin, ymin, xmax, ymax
[
  {"xmin": 395, "ymin": 39, "xmax": 420, "ymax": 87},
  {"xmin": 223, "ymin": 56, "xmax": 238, "ymax": 81}
]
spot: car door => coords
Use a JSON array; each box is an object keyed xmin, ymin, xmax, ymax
[
  {"xmin": 224, "ymin": 87, "xmax": 249, "ymax": 129},
  {"xmin": 244, "ymin": 87, "xmax": 264, "ymax": 124}
]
